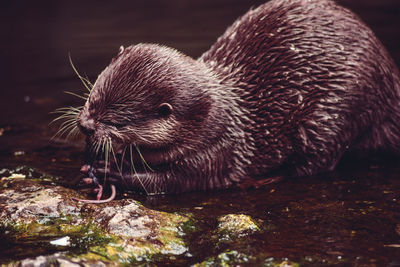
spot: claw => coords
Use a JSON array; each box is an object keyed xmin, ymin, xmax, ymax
[
  {"xmin": 80, "ymin": 165, "xmax": 91, "ymax": 173},
  {"xmin": 82, "ymin": 177, "xmax": 93, "ymax": 185}
]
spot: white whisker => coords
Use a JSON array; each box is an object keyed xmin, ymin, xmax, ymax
[
  {"xmin": 68, "ymin": 53, "xmax": 93, "ymax": 92},
  {"xmin": 129, "ymin": 144, "xmax": 149, "ymax": 195}
]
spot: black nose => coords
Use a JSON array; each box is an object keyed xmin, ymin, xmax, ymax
[{"xmin": 77, "ymin": 117, "xmax": 95, "ymax": 136}]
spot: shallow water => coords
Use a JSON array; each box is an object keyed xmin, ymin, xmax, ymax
[{"xmin": 1, "ymin": 0, "xmax": 400, "ymax": 265}]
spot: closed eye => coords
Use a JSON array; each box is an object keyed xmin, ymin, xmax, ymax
[{"xmin": 100, "ymin": 120, "xmax": 127, "ymax": 128}]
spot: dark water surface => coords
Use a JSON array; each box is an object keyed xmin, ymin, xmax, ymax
[{"xmin": 1, "ymin": 0, "xmax": 400, "ymax": 265}]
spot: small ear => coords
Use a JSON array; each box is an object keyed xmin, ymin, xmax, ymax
[{"xmin": 158, "ymin": 103, "xmax": 173, "ymax": 117}]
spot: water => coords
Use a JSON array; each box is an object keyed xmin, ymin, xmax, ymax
[{"xmin": 1, "ymin": 0, "xmax": 400, "ymax": 265}]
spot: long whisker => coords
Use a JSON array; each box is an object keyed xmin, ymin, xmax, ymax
[
  {"xmin": 50, "ymin": 113, "xmax": 78, "ymax": 125},
  {"xmin": 49, "ymin": 107, "xmax": 80, "ymax": 125},
  {"xmin": 56, "ymin": 117, "xmax": 77, "ymax": 130},
  {"xmin": 92, "ymin": 140, "xmax": 98, "ymax": 158},
  {"xmin": 135, "ymin": 145, "xmax": 154, "ymax": 172},
  {"xmin": 120, "ymin": 146, "xmax": 127, "ymax": 174},
  {"xmin": 129, "ymin": 145, "xmax": 149, "ymax": 195},
  {"xmin": 51, "ymin": 106, "xmax": 82, "ymax": 114},
  {"xmin": 103, "ymin": 137, "xmax": 111, "ymax": 186},
  {"xmin": 135, "ymin": 145, "xmax": 162, "ymax": 194},
  {"xmin": 51, "ymin": 112, "xmax": 77, "ymax": 121},
  {"xmin": 68, "ymin": 53, "xmax": 93, "ymax": 92},
  {"xmin": 52, "ymin": 56, "xmax": 93, "ymax": 142},
  {"xmin": 110, "ymin": 139, "xmax": 123, "ymax": 177},
  {"xmin": 50, "ymin": 105, "xmax": 82, "ymax": 140},
  {"xmin": 64, "ymin": 91, "xmax": 88, "ymax": 100},
  {"xmin": 94, "ymin": 140, "xmax": 102, "ymax": 158},
  {"xmin": 60, "ymin": 122, "xmax": 78, "ymax": 138},
  {"xmin": 65, "ymin": 125, "xmax": 80, "ymax": 140},
  {"xmin": 51, "ymin": 118, "xmax": 79, "ymax": 140}
]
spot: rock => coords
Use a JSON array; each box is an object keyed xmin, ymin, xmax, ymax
[
  {"xmin": 193, "ymin": 250, "xmax": 254, "ymax": 267},
  {"xmin": 83, "ymin": 199, "xmax": 189, "ymax": 263},
  {"xmin": 194, "ymin": 253, "xmax": 300, "ymax": 267},
  {"xmin": 17, "ymin": 254, "xmax": 103, "ymax": 267},
  {"xmin": 0, "ymin": 167, "xmax": 191, "ymax": 266},
  {"xmin": 217, "ymin": 214, "xmax": 260, "ymax": 239}
]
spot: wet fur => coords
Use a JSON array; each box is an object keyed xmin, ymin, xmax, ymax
[{"xmin": 76, "ymin": 0, "xmax": 400, "ymax": 194}]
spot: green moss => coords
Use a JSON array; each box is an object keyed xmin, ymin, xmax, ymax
[
  {"xmin": 69, "ymin": 223, "xmax": 115, "ymax": 251},
  {"xmin": 0, "ymin": 216, "xmax": 113, "ymax": 256},
  {"xmin": 217, "ymin": 214, "xmax": 260, "ymax": 239},
  {"xmin": 0, "ymin": 168, "xmax": 196, "ymax": 265},
  {"xmin": 178, "ymin": 214, "xmax": 198, "ymax": 233},
  {"xmin": 195, "ymin": 253, "xmax": 301, "ymax": 267},
  {"xmin": 263, "ymin": 258, "xmax": 300, "ymax": 267},
  {"xmin": 194, "ymin": 250, "xmax": 254, "ymax": 266},
  {"xmin": 0, "ymin": 166, "xmax": 59, "ymax": 186},
  {"xmin": 74, "ymin": 210, "xmax": 190, "ymax": 265}
]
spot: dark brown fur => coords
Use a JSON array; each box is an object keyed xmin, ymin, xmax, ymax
[{"xmin": 76, "ymin": 0, "xmax": 400, "ymax": 194}]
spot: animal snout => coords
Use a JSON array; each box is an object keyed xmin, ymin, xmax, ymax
[{"xmin": 77, "ymin": 116, "xmax": 96, "ymax": 136}]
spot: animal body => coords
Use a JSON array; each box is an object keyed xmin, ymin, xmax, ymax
[{"xmin": 68, "ymin": 0, "xmax": 400, "ymax": 199}]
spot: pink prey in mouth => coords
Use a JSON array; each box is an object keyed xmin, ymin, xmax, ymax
[{"xmin": 71, "ymin": 165, "xmax": 117, "ymax": 204}]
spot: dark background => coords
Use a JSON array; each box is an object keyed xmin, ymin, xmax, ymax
[{"xmin": 1, "ymin": 0, "xmax": 400, "ymax": 131}]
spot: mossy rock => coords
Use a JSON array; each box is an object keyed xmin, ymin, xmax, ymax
[{"xmin": 0, "ymin": 167, "xmax": 192, "ymax": 265}]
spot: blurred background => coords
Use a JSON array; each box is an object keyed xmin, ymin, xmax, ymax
[{"xmin": 0, "ymin": 0, "xmax": 400, "ymax": 169}]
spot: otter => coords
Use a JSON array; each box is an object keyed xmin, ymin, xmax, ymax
[{"xmin": 67, "ymin": 0, "xmax": 400, "ymax": 201}]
